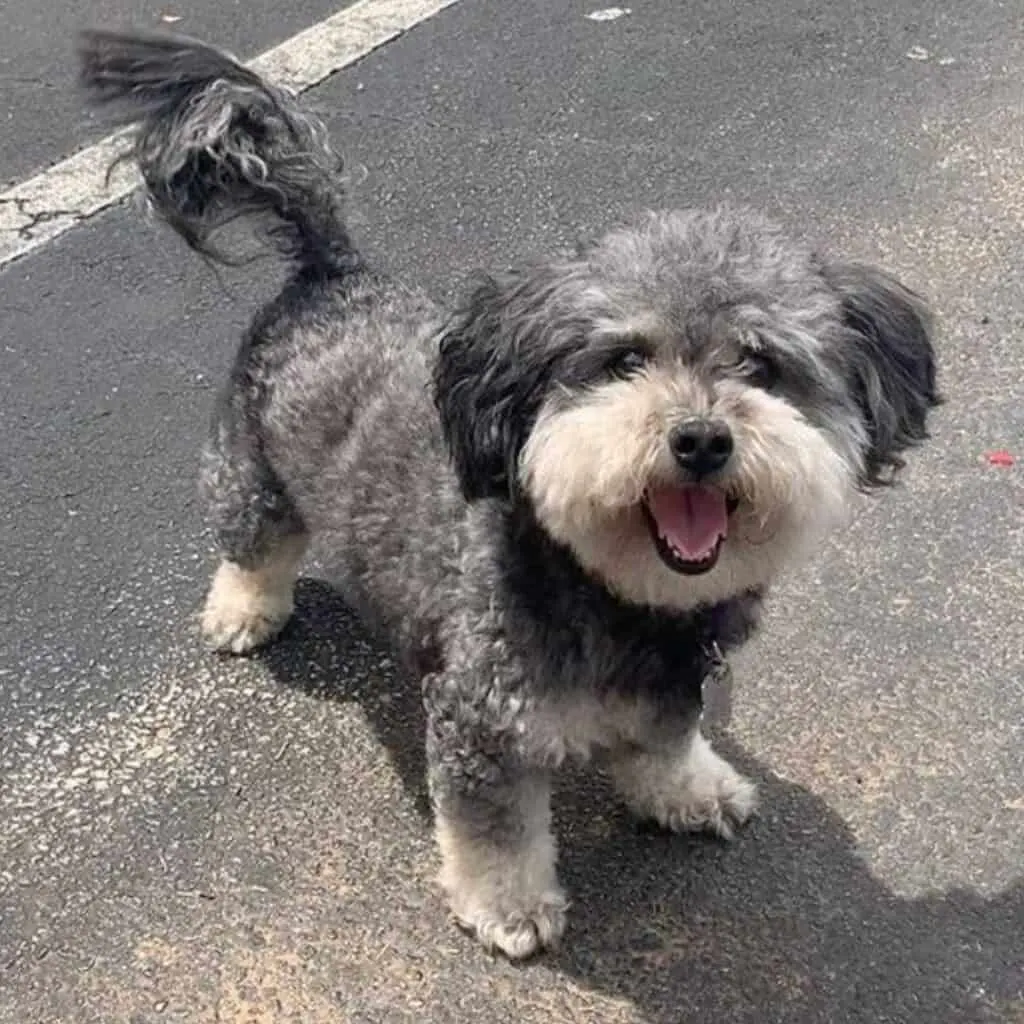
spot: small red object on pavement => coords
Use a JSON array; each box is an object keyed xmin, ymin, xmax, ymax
[{"xmin": 985, "ymin": 450, "xmax": 1015, "ymax": 467}]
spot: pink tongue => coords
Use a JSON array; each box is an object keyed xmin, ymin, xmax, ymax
[{"xmin": 647, "ymin": 486, "xmax": 728, "ymax": 560}]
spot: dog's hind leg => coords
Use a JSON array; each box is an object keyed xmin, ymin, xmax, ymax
[{"xmin": 198, "ymin": 419, "xmax": 308, "ymax": 654}]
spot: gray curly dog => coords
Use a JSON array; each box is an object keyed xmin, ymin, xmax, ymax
[{"xmin": 78, "ymin": 29, "xmax": 940, "ymax": 960}]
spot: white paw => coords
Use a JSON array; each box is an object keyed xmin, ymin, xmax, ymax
[
  {"xmin": 656, "ymin": 752, "xmax": 756, "ymax": 840},
  {"xmin": 437, "ymin": 814, "xmax": 567, "ymax": 959},
  {"xmin": 614, "ymin": 733, "xmax": 757, "ymax": 840},
  {"xmin": 200, "ymin": 562, "xmax": 294, "ymax": 654},
  {"xmin": 451, "ymin": 889, "xmax": 568, "ymax": 961}
]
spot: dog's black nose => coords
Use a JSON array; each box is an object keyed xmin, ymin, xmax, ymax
[{"xmin": 669, "ymin": 418, "xmax": 734, "ymax": 476}]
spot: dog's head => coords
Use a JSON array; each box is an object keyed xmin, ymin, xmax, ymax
[{"xmin": 434, "ymin": 208, "xmax": 939, "ymax": 611}]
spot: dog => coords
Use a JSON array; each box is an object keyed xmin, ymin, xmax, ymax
[{"xmin": 79, "ymin": 29, "xmax": 940, "ymax": 959}]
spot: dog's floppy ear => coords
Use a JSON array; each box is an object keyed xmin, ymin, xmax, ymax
[
  {"xmin": 433, "ymin": 263, "xmax": 586, "ymax": 502},
  {"xmin": 824, "ymin": 261, "xmax": 941, "ymax": 488}
]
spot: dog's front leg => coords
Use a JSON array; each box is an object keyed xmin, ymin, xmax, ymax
[
  {"xmin": 426, "ymin": 707, "xmax": 566, "ymax": 959},
  {"xmin": 610, "ymin": 719, "xmax": 757, "ymax": 840}
]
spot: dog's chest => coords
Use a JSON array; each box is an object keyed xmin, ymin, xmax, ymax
[
  {"xmin": 510, "ymin": 624, "xmax": 714, "ymax": 767},
  {"xmin": 519, "ymin": 689, "xmax": 665, "ymax": 766}
]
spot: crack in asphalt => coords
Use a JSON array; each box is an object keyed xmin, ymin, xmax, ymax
[{"xmin": 15, "ymin": 206, "xmax": 86, "ymax": 239}]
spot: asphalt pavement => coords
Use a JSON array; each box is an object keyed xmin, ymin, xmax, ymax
[{"xmin": 1, "ymin": 1, "xmax": 1022, "ymax": 1021}]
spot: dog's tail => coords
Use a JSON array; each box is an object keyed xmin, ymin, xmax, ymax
[{"xmin": 78, "ymin": 29, "xmax": 358, "ymax": 274}]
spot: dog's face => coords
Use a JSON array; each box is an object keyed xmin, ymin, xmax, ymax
[{"xmin": 435, "ymin": 208, "xmax": 939, "ymax": 611}]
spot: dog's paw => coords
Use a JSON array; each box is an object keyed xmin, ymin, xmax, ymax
[
  {"xmin": 613, "ymin": 732, "xmax": 757, "ymax": 841},
  {"xmin": 452, "ymin": 889, "xmax": 568, "ymax": 961},
  {"xmin": 437, "ymin": 814, "xmax": 567, "ymax": 960},
  {"xmin": 655, "ymin": 750, "xmax": 756, "ymax": 840},
  {"xmin": 200, "ymin": 562, "xmax": 294, "ymax": 654},
  {"xmin": 201, "ymin": 602, "xmax": 290, "ymax": 654}
]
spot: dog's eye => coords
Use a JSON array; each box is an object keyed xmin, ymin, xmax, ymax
[
  {"xmin": 607, "ymin": 347, "xmax": 649, "ymax": 379},
  {"xmin": 738, "ymin": 352, "xmax": 780, "ymax": 390}
]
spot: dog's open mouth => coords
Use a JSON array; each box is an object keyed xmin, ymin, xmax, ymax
[{"xmin": 641, "ymin": 486, "xmax": 738, "ymax": 575}]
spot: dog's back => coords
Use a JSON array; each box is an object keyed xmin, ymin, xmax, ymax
[{"xmin": 79, "ymin": 30, "xmax": 461, "ymax": 649}]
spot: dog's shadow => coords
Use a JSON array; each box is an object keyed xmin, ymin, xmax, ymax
[{"xmin": 261, "ymin": 578, "xmax": 1022, "ymax": 1023}]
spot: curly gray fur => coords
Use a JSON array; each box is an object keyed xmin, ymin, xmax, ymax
[
  {"xmin": 78, "ymin": 29, "xmax": 357, "ymax": 271},
  {"xmin": 79, "ymin": 30, "xmax": 940, "ymax": 960}
]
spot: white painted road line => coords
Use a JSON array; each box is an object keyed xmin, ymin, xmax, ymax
[{"xmin": 0, "ymin": 0, "xmax": 462, "ymax": 269}]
